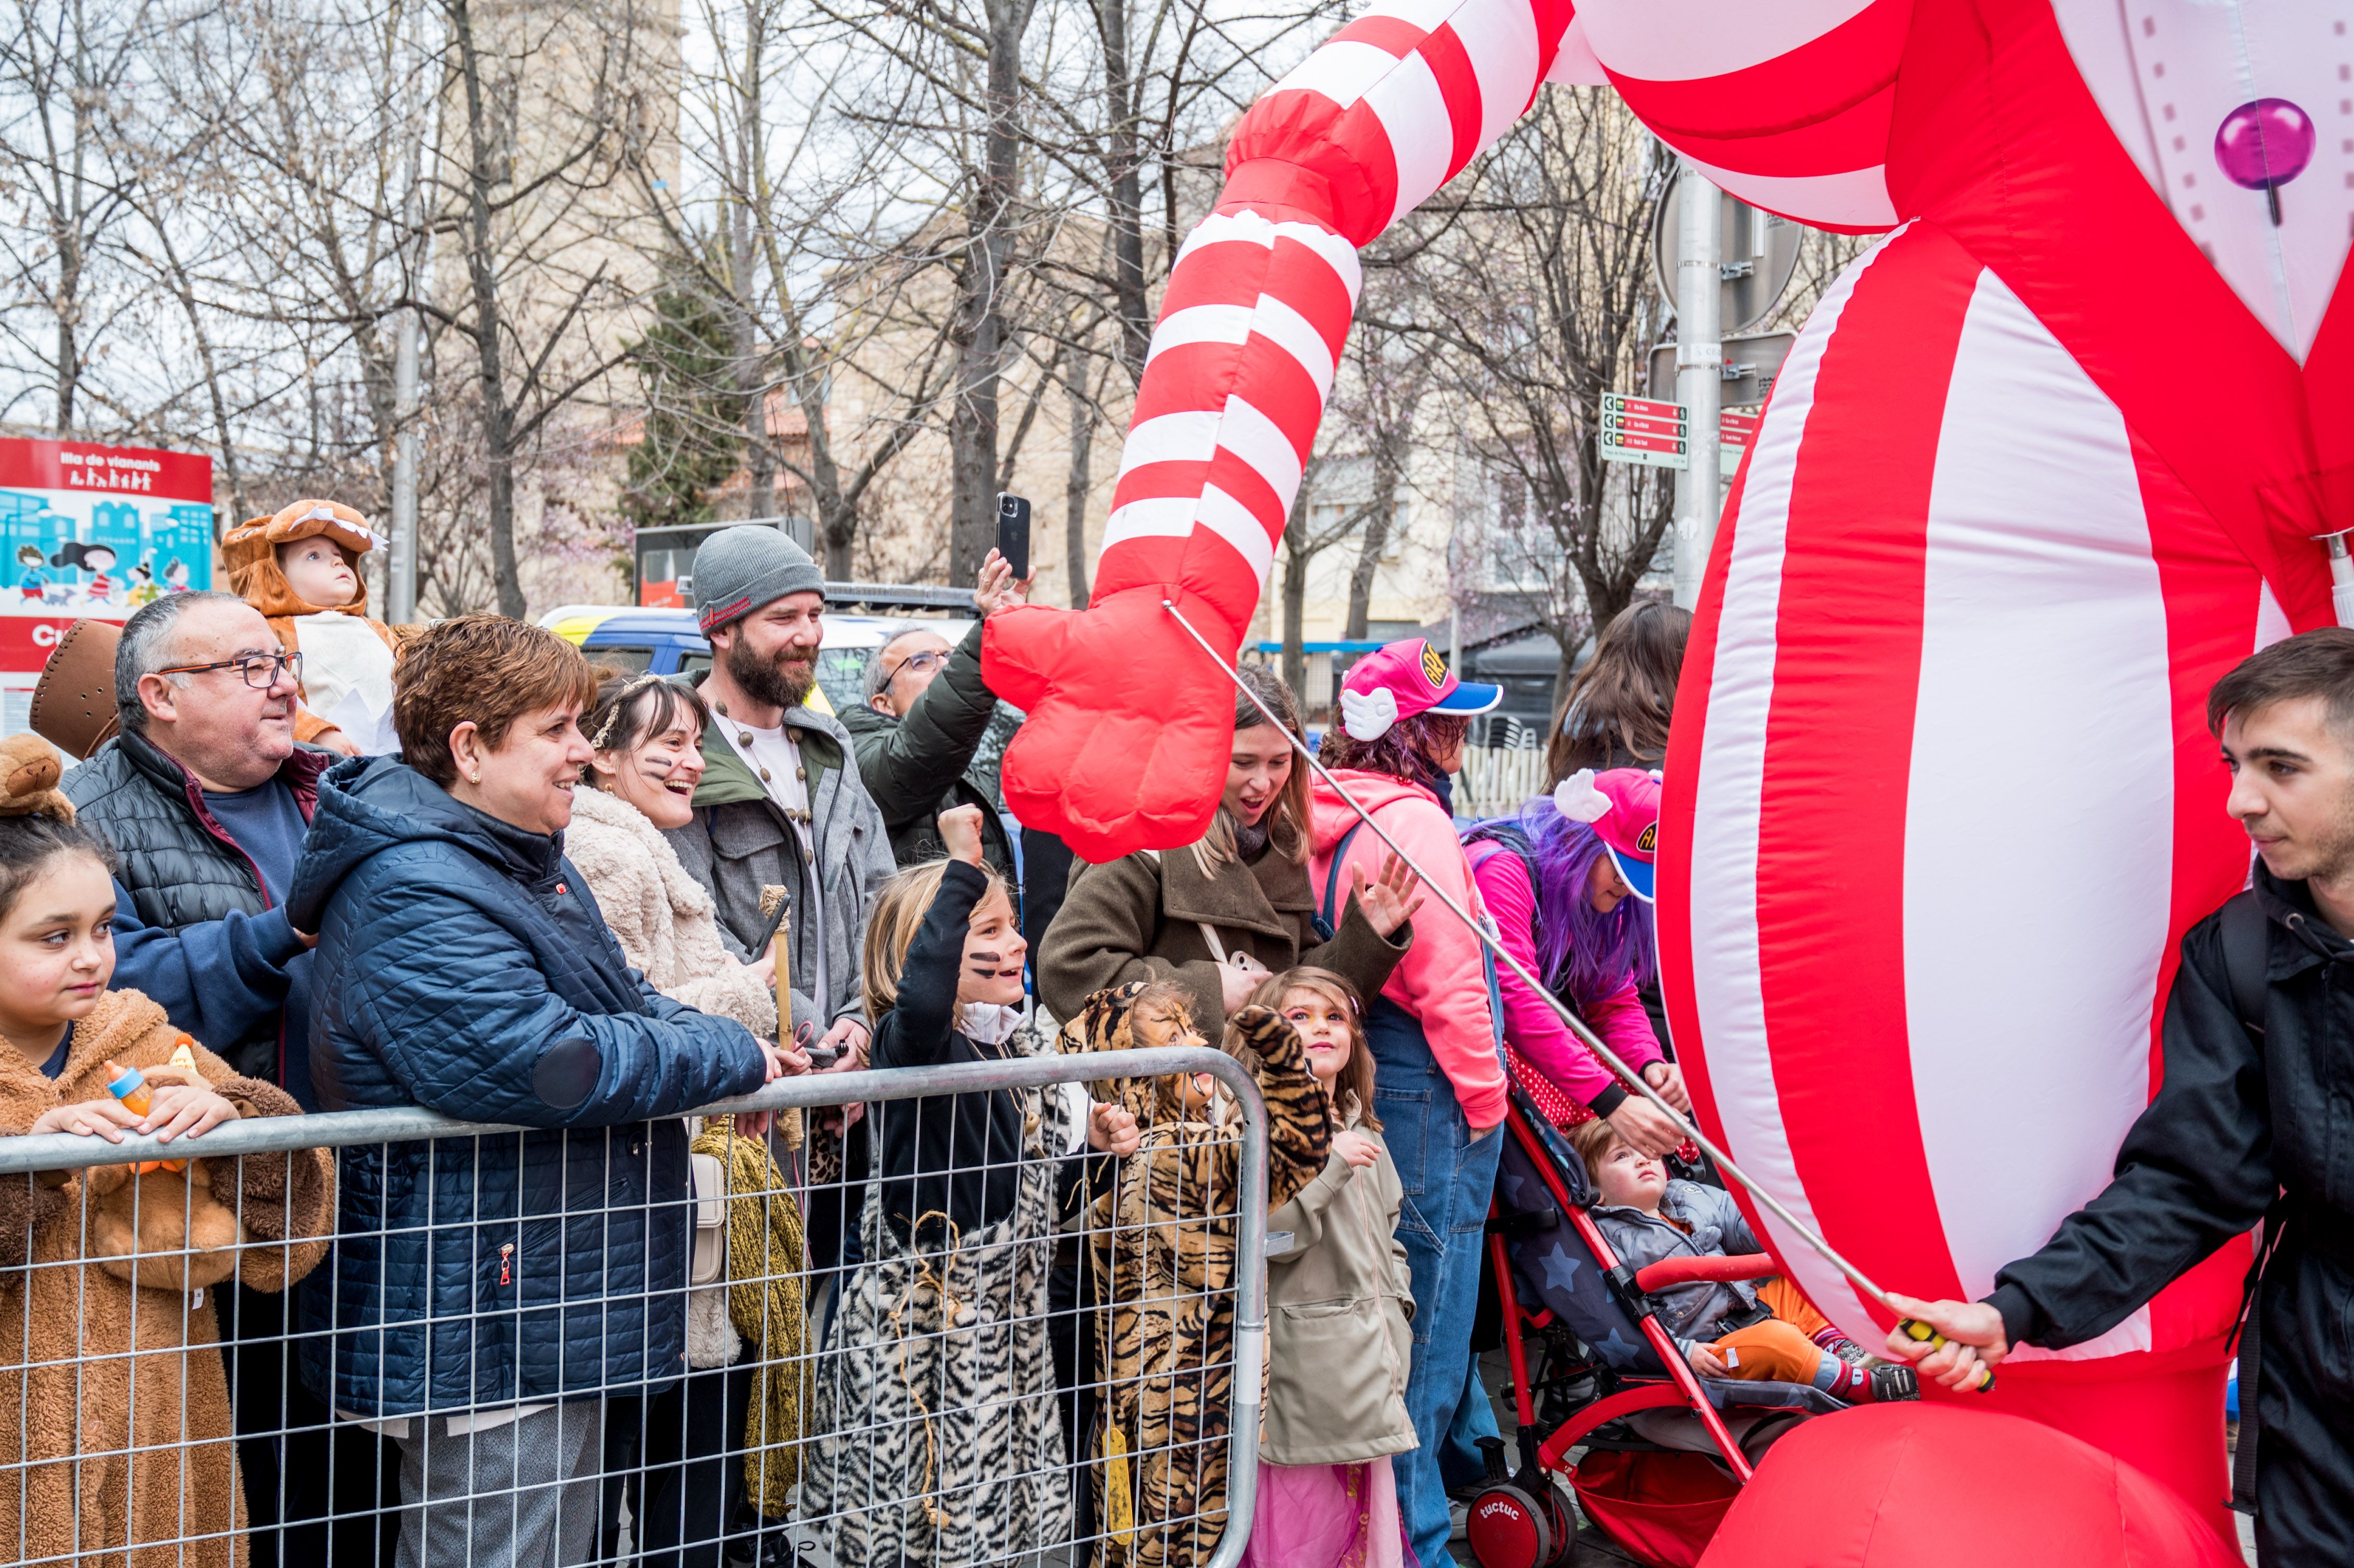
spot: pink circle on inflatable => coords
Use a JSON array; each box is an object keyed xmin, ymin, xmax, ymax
[{"xmin": 2214, "ymin": 98, "xmax": 2315, "ymax": 191}]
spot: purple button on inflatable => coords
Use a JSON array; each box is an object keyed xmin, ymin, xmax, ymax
[{"xmin": 2215, "ymin": 97, "xmax": 2315, "ymax": 222}]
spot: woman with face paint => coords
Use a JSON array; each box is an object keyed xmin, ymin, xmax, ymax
[{"xmin": 566, "ymin": 669, "xmax": 799, "ymax": 1567}]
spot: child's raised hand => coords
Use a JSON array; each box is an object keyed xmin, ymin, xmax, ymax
[
  {"xmin": 1684, "ymin": 1342, "xmax": 1728, "ymax": 1379},
  {"xmin": 936, "ymin": 804, "xmax": 987, "ymax": 866},
  {"xmin": 1088, "ymin": 1102, "xmax": 1141, "ymax": 1156},
  {"xmin": 138, "ymin": 1082, "xmax": 241, "ymax": 1144},
  {"xmin": 1331, "ymin": 1130, "xmax": 1380, "ymax": 1171},
  {"xmin": 29, "ymin": 1097, "xmax": 143, "ymax": 1143}
]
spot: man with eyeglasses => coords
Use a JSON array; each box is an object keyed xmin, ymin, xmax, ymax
[
  {"xmin": 58, "ymin": 589, "xmax": 391, "ymax": 1568},
  {"xmin": 842, "ymin": 550, "xmax": 1032, "ymax": 883}
]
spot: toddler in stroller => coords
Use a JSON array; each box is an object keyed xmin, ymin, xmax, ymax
[
  {"xmin": 1467, "ymin": 1083, "xmax": 1902, "ymax": 1568},
  {"xmin": 1566, "ymin": 1119, "xmax": 1912, "ymax": 1405}
]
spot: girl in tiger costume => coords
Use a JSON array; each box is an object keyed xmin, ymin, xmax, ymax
[{"xmin": 1064, "ymin": 981, "xmax": 1332, "ymax": 1567}]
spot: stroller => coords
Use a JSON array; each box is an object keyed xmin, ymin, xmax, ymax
[{"xmin": 1462, "ymin": 1082, "xmax": 1849, "ymax": 1568}]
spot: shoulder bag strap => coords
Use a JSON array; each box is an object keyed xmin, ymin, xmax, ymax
[
  {"xmin": 2219, "ymin": 889, "xmax": 2269, "ymax": 1042},
  {"xmin": 1315, "ymin": 821, "xmax": 1368, "ymax": 940}
]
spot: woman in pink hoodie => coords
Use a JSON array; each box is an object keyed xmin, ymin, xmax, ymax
[{"xmin": 1307, "ymin": 639, "xmax": 1503, "ymax": 1568}]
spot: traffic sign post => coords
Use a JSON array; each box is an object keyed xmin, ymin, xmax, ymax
[{"xmin": 1600, "ymin": 393, "xmax": 1688, "ymax": 470}]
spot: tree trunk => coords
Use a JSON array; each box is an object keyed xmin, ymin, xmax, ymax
[
  {"xmin": 1281, "ymin": 537, "xmax": 1309, "ymax": 705},
  {"xmin": 1063, "ymin": 343, "xmax": 1094, "ymax": 605},
  {"xmin": 731, "ymin": 5, "xmax": 773, "ymax": 523},
  {"xmin": 1096, "ymin": 0, "xmax": 1148, "ymax": 381},
  {"xmin": 1343, "ymin": 456, "xmax": 1398, "ymax": 639},
  {"xmin": 949, "ymin": 0, "xmax": 1025, "ymax": 583},
  {"xmin": 451, "ymin": 0, "xmax": 526, "ymax": 618}
]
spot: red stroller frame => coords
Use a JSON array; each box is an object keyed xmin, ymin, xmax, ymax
[{"xmin": 1465, "ymin": 1100, "xmax": 1830, "ymax": 1568}]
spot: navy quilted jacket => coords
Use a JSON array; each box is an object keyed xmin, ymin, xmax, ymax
[{"xmin": 290, "ymin": 757, "xmax": 769, "ymax": 1417}]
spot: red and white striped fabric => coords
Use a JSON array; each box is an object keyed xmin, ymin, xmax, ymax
[{"xmin": 1572, "ymin": 0, "xmax": 1907, "ymax": 231}]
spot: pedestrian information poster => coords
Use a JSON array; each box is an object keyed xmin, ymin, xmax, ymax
[
  {"xmin": 0, "ymin": 439, "xmax": 215, "ymax": 728},
  {"xmin": 1599, "ymin": 394, "xmax": 1689, "ymax": 469}
]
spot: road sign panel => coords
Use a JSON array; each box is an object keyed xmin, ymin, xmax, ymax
[
  {"xmin": 1719, "ymin": 409, "xmax": 1760, "ymax": 477},
  {"xmin": 1600, "ymin": 394, "xmax": 1689, "ymax": 469}
]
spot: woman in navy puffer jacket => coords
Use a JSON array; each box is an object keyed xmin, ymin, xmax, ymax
[{"xmin": 290, "ymin": 616, "xmax": 780, "ymax": 1568}]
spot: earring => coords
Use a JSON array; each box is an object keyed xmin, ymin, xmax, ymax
[{"xmin": 469, "ymin": 770, "xmax": 482, "ymax": 783}]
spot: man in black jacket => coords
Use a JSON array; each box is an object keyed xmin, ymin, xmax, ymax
[
  {"xmin": 1889, "ymin": 628, "xmax": 2354, "ymax": 1566},
  {"xmin": 843, "ymin": 552, "xmax": 1076, "ymax": 945},
  {"xmin": 59, "ymin": 590, "xmax": 382, "ymax": 1567}
]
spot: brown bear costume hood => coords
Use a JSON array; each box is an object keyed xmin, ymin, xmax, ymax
[
  {"xmin": 220, "ymin": 498, "xmax": 377, "ymax": 619},
  {"xmin": 220, "ymin": 499, "xmax": 401, "ymax": 746}
]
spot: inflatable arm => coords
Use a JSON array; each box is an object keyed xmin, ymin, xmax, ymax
[{"xmin": 986, "ymin": 0, "xmax": 1578, "ymax": 860}]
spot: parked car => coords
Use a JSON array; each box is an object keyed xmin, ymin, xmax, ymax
[{"xmin": 541, "ymin": 600, "xmax": 975, "ymax": 719}]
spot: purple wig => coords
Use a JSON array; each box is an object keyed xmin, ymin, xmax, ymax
[{"xmin": 1462, "ymin": 794, "xmax": 1655, "ymax": 1007}]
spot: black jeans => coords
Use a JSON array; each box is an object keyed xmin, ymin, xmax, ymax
[
  {"xmin": 601, "ymin": 1365, "xmax": 761, "ymax": 1567},
  {"xmin": 219, "ymin": 1281, "xmax": 404, "ymax": 1567},
  {"xmin": 2252, "ymin": 1245, "xmax": 2354, "ymax": 1566}
]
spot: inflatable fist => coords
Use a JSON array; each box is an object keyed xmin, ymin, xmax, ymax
[{"xmin": 985, "ymin": 586, "xmax": 1241, "ymax": 858}]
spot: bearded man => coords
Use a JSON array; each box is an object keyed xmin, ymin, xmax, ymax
[{"xmin": 668, "ymin": 525, "xmax": 893, "ymax": 1069}]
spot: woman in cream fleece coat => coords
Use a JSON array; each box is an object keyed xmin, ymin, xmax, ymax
[{"xmin": 568, "ymin": 672, "xmax": 798, "ymax": 1565}]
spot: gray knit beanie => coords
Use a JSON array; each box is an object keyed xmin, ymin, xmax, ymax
[{"xmin": 691, "ymin": 525, "xmax": 826, "ymax": 633}]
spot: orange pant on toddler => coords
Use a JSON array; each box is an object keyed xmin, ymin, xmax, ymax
[{"xmin": 1706, "ymin": 1316, "xmax": 1885, "ymax": 1402}]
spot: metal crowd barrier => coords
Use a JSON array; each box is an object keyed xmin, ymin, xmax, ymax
[{"xmin": 0, "ymin": 1043, "xmax": 1268, "ymax": 1568}]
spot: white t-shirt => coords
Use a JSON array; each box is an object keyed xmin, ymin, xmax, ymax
[
  {"xmin": 716, "ymin": 717, "xmax": 827, "ymax": 1015},
  {"xmin": 295, "ymin": 612, "xmax": 399, "ymax": 754}
]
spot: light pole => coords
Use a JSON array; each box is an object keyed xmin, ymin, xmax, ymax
[{"xmin": 1672, "ymin": 160, "xmax": 1722, "ymax": 610}]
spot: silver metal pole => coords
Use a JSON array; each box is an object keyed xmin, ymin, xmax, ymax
[
  {"xmin": 1672, "ymin": 160, "xmax": 1722, "ymax": 611},
  {"xmin": 388, "ymin": 308, "xmax": 421, "ymax": 624}
]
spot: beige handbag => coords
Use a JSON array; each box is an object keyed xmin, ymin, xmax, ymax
[{"xmin": 689, "ymin": 1144, "xmax": 729, "ymax": 1286}]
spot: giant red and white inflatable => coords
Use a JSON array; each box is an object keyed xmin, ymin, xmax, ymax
[{"xmin": 986, "ymin": 0, "xmax": 2353, "ymax": 1541}]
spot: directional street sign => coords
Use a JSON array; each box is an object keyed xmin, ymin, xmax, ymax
[
  {"xmin": 1719, "ymin": 408, "xmax": 1761, "ymax": 477},
  {"xmin": 1600, "ymin": 393, "xmax": 1688, "ymax": 469}
]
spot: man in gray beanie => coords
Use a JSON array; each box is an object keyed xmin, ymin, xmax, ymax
[{"xmin": 665, "ymin": 525, "xmax": 892, "ymax": 1075}]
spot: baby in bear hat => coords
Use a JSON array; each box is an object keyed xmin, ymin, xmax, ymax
[{"xmin": 222, "ymin": 500, "xmax": 403, "ymax": 755}]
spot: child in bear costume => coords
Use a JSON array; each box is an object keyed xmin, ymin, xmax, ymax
[
  {"xmin": 0, "ymin": 734, "xmax": 333, "ymax": 1566},
  {"xmin": 222, "ymin": 499, "xmax": 403, "ymax": 755}
]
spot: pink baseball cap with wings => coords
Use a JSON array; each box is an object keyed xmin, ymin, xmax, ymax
[
  {"xmin": 1553, "ymin": 767, "xmax": 1662, "ymax": 902},
  {"xmin": 1336, "ymin": 638, "xmax": 1502, "ymax": 741}
]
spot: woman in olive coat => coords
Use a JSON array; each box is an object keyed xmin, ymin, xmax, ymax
[{"xmin": 1036, "ymin": 665, "xmax": 1418, "ymax": 1035}]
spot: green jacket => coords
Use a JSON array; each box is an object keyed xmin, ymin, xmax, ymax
[
  {"xmin": 1035, "ymin": 834, "xmax": 1411, "ymax": 1037},
  {"xmin": 839, "ymin": 621, "xmax": 1015, "ymax": 879},
  {"xmin": 662, "ymin": 690, "xmax": 895, "ymax": 1030}
]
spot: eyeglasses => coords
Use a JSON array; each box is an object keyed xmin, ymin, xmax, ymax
[
  {"xmin": 882, "ymin": 648, "xmax": 947, "ymax": 688},
  {"xmin": 155, "ymin": 651, "xmax": 304, "ymax": 689}
]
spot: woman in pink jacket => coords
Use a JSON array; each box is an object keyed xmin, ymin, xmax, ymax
[
  {"xmin": 1463, "ymin": 767, "xmax": 1692, "ymax": 1155},
  {"xmin": 1307, "ymin": 639, "xmax": 1503, "ymax": 1568}
]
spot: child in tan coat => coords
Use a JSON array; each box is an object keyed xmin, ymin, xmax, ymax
[
  {"xmin": 221, "ymin": 499, "xmax": 402, "ymax": 754},
  {"xmin": 0, "ymin": 742, "xmax": 332, "ymax": 1566}
]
